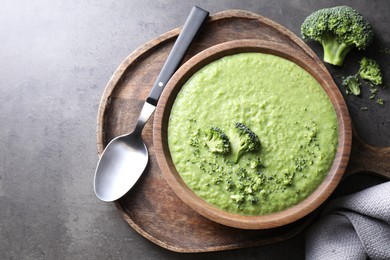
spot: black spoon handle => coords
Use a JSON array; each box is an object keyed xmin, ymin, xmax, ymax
[{"xmin": 146, "ymin": 6, "xmax": 209, "ymax": 106}]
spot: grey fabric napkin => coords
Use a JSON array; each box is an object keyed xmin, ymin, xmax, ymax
[{"xmin": 305, "ymin": 181, "xmax": 390, "ymax": 260}]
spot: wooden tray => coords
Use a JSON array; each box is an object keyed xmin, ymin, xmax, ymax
[{"xmin": 96, "ymin": 10, "xmax": 390, "ymax": 253}]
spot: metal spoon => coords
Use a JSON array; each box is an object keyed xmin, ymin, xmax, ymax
[{"xmin": 94, "ymin": 6, "xmax": 209, "ymax": 202}]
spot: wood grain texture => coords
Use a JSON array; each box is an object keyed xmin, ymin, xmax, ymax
[
  {"xmin": 95, "ymin": 9, "xmax": 386, "ymax": 253},
  {"xmin": 346, "ymin": 130, "xmax": 390, "ymax": 179}
]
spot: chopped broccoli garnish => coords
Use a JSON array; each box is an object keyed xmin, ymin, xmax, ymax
[
  {"xmin": 359, "ymin": 57, "xmax": 383, "ymax": 85},
  {"xmin": 251, "ymin": 176, "xmax": 264, "ymax": 192},
  {"xmin": 203, "ymin": 127, "xmax": 231, "ymax": 154},
  {"xmin": 229, "ymin": 122, "xmax": 261, "ymax": 163},
  {"xmin": 301, "ymin": 6, "xmax": 374, "ymax": 66},
  {"xmin": 248, "ymin": 195, "xmax": 259, "ymax": 205},
  {"xmin": 342, "ymin": 74, "xmax": 361, "ymax": 95},
  {"xmin": 370, "ymin": 88, "xmax": 378, "ymax": 94},
  {"xmin": 249, "ymin": 157, "xmax": 263, "ymax": 169},
  {"xmin": 230, "ymin": 193, "xmax": 245, "ymax": 204}
]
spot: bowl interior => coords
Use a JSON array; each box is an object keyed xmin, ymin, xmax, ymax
[{"xmin": 153, "ymin": 39, "xmax": 351, "ymax": 229}]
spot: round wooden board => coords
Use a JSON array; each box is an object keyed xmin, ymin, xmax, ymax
[{"xmin": 96, "ymin": 9, "xmax": 352, "ymax": 253}]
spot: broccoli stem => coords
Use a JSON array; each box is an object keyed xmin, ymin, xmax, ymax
[{"xmin": 321, "ymin": 32, "xmax": 353, "ymax": 66}]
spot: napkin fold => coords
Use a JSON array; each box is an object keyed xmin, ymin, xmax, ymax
[{"xmin": 305, "ymin": 181, "xmax": 390, "ymax": 260}]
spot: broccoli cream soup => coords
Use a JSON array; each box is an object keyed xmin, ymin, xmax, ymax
[{"xmin": 168, "ymin": 53, "xmax": 338, "ymax": 215}]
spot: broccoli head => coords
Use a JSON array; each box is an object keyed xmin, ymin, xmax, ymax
[
  {"xmin": 230, "ymin": 122, "xmax": 260, "ymax": 163},
  {"xmin": 203, "ymin": 127, "xmax": 231, "ymax": 154},
  {"xmin": 359, "ymin": 57, "xmax": 383, "ymax": 85},
  {"xmin": 342, "ymin": 74, "xmax": 361, "ymax": 95},
  {"xmin": 301, "ymin": 6, "xmax": 374, "ymax": 66}
]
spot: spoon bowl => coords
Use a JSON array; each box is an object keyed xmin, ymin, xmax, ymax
[{"xmin": 94, "ymin": 133, "xmax": 148, "ymax": 202}]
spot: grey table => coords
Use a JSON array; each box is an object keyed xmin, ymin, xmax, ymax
[{"xmin": 1, "ymin": 0, "xmax": 389, "ymax": 259}]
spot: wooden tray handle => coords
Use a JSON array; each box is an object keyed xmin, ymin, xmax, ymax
[{"xmin": 346, "ymin": 131, "xmax": 390, "ymax": 179}]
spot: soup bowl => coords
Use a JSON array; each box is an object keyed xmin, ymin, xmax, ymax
[{"xmin": 153, "ymin": 39, "xmax": 351, "ymax": 229}]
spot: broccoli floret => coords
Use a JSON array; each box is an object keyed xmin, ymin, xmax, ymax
[
  {"xmin": 359, "ymin": 57, "xmax": 383, "ymax": 85},
  {"xmin": 230, "ymin": 123, "xmax": 261, "ymax": 163},
  {"xmin": 203, "ymin": 127, "xmax": 231, "ymax": 154},
  {"xmin": 301, "ymin": 6, "xmax": 374, "ymax": 66},
  {"xmin": 342, "ymin": 74, "xmax": 361, "ymax": 95}
]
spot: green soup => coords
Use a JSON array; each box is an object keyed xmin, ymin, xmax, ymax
[{"xmin": 168, "ymin": 53, "xmax": 338, "ymax": 215}]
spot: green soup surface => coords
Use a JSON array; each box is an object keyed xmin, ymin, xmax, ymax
[{"xmin": 168, "ymin": 53, "xmax": 338, "ymax": 215}]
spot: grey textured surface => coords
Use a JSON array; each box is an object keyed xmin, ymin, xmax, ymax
[{"xmin": 0, "ymin": 0, "xmax": 389, "ymax": 259}]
